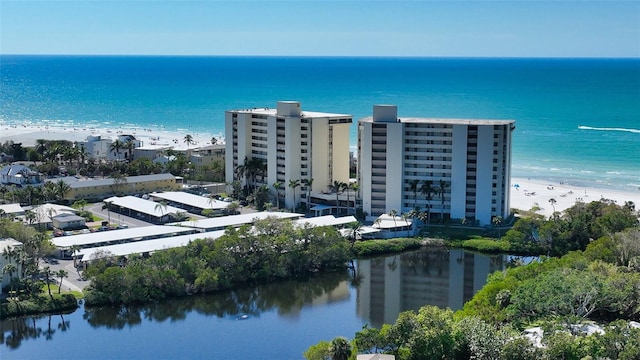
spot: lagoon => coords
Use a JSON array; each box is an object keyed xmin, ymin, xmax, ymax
[{"xmin": 1, "ymin": 249, "xmax": 505, "ymax": 359}]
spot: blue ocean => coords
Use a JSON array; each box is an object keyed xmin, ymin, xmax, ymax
[{"xmin": 1, "ymin": 55, "xmax": 639, "ymax": 191}]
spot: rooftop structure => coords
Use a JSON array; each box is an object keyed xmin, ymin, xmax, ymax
[
  {"xmin": 77, "ymin": 215, "xmax": 359, "ymax": 263},
  {"xmin": 358, "ymin": 105, "xmax": 515, "ymax": 226},
  {"xmin": 0, "ymin": 164, "xmax": 42, "ymax": 186},
  {"xmin": 78, "ymin": 230, "xmax": 225, "ymax": 262},
  {"xmin": 175, "ymin": 211, "xmax": 304, "ymax": 231},
  {"xmin": 52, "ymin": 225, "xmax": 196, "ymax": 250},
  {"xmin": 52, "ymin": 173, "xmax": 181, "ymax": 202},
  {"xmin": 150, "ymin": 191, "xmax": 229, "ymax": 214},
  {"xmin": 294, "ymin": 215, "xmax": 357, "ymax": 228},
  {"xmin": 225, "ymin": 101, "xmax": 352, "ymax": 211},
  {"xmin": 104, "ymin": 195, "xmax": 186, "ymax": 224}
]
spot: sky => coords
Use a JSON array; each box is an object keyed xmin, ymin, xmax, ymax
[{"xmin": 1, "ymin": 0, "xmax": 639, "ymax": 57}]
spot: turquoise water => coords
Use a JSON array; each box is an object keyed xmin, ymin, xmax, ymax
[{"xmin": 1, "ymin": 56, "xmax": 639, "ymax": 191}]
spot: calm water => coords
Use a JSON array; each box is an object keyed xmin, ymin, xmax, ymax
[
  {"xmin": 1, "ymin": 56, "xmax": 639, "ymax": 191},
  {"xmin": 1, "ymin": 249, "xmax": 505, "ymax": 359}
]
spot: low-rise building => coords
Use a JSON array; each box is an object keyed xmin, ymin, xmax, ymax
[
  {"xmin": 53, "ymin": 173, "xmax": 182, "ymax": 202},
  {"xmin": 80, "ymin": 134, "xmax": 143, "ymax": 162},
  {"xmin": 52, "ymin": 213, "xmax": 86, "ymax": 230},
  {"xmin": 190, "ymin": 144, "xmax": 225, "ymax": 170},
  {"xmin": 0, "ymin": 164, "xmax": 43, "ymax": 187}
]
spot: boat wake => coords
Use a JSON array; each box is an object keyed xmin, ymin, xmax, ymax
[{"xmin": 578, "ymin": 125, "xmax": 640, "ymax": 134}]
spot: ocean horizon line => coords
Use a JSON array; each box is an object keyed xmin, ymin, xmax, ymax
[{"xmin": 2, "ymin": 54, "xmax": 639, "ymax": 61}]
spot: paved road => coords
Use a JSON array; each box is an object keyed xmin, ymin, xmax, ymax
[
  {"xmin": 87, "ymin": 202, "xmax": 155, "ymax": 228},
  {"xmin": 41, "ymin": 258, "xmax": 90, "ymax": 292}
]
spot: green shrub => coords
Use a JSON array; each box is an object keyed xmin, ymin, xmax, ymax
[
  {"xmin": 0, "ymin": 293, "xmax": 78, "ymax": 319},
  {"xmin": 352, "ymin": 238, "xmax": 422, "ymax": 257},
  {"xmin": 460, "ymin": 238, "xmax": 511, "ymax": 253}
]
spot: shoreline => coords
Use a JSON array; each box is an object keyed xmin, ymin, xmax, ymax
[
  {"xmin": 510, "ymin": 177, "xmax": 639, "ymax": 218},
  {"xmin": 0, "ymin": 123, "xmax": 221, "ymax": 152},
  {"xmin": 1, "ymin": 124, "xmax": 638, "ymax": 216}
]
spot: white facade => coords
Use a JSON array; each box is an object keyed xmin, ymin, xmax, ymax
[
  {"xmin": 358, "ymin": 105, "xmax": 514, "ymax": 226},
  {"xmin": 225, "ymin": 101, "xmax": 352, "ymax": 210},
  {"xmin": 81, "ymin": 134, "xmax": 143, "ymax": 161},
  {"xmin": 0, "ymin": 164, "xmax": 42, "ymax": 186}
]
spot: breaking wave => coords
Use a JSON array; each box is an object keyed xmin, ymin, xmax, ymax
[{"xmin": 578, "ymin": 125, "xmax": 640, "ymax": 134}]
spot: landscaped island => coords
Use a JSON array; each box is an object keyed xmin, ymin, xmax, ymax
[{"xmin": 83, "ymin": 218, "xmax": 351, "ymax": 305}]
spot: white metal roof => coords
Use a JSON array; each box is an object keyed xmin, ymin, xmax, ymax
[
  {"xmin": 176, "ymin": 211, "xmax": 304, "ymax": 230},
  {"xmin": 0, "ymin": 203, "xmax": 24, "ymax": 214},
  {"xmin": 151, "ymin": 191, "xmax": 228, "ymax": 210},
  {"xmin": 104, "ymin": 196, "xmax": 185, "ymax": 217},
  {"xmin": 373, "ymin": 214, "xmax": 413, "ymax": 229},
  {"xmin": 52, "ymin": 225, "xmax": 194, "ymax": 248},
  {"xmin": 79, "ymin": 230, "xmax": 226, "ymax": 262},
  {"xmin": 295, "ymin": 215, "xmax": 357, "ymax": 228}
]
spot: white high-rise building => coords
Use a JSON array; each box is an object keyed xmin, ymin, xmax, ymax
[
  {"xmin": 225, "ymin": 101, "xmax": 352, "ymax": 210},
  {"xmin": 358, "ymin": 105, "xmax": 515, "ymax": 226}
]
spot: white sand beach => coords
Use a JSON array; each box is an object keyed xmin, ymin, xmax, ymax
[
  {"xmin": 510, "ymin": 178, "xmax": 639, "ymax": 218},
  {"xmin": 0, "ymin": 123, "xmax": 220, "ymax": 151}
]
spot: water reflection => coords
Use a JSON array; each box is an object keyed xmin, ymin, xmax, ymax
[
  {"xmin": 2, "ymin": 249, "xmax": 505, "ymax": 357},
  {"xmin": 1, "ymin": 314, "xmax": 70, "ymax": 350},
  {"xmin": 356, "ymin": 248, "xmax": 505, "ymax": 328},
  {"xmin": 83, "ymin": 270, "xmax": 351, "ymax": 329}
]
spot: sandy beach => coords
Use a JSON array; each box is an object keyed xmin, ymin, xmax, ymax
[
  {"xmin": 510, "ymin": 177, "xmax": 639, "ymax": 218},
  {"xmin": 0, "ymin": 123, "xmax": 219, "ymax": 151},
  {"xmin": 2, "ymin": 124, "xmax": 638, "ymax": 217}
]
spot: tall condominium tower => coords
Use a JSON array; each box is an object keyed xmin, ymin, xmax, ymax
[
  {"xmin": 358, "ymin": 105, "xmax": 515, "ymax": 225},
  {"xmin": 225, "ymin": 101, "xmax": 352, "ymax": 210}
]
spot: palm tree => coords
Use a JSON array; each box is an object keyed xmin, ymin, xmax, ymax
[
  {"xmin": 349, "ymin": 182, "xmax": 359, "ymax": 216},
  {"xmin": 25, "ymin": 210, "xmax": 37, "ymax": 226},
  {"xmin": 548, "ymin": 198, "xmax": 557, "ymax": 214},
  {"xmin": 272, "ymin": 181, "xmax": 282, "ymax": 209},
  {"xmin": 346, "ymin": 221, "xmax": 363, "ymax": 248},
  {"xmin": 408, "ymin": 179, "xmax": 420, "ymax": 211},
  {"xmin": 417, "ymin": 211, "xmax": 429, "ymax": 234},
  {"xmin": 2, "ymin": 263, "xmax": 18, "ymax": 297},
  {"xmin": 330, "ymin": 180, "xmax": 345, "ymax": 216},
  {"xmin": 226, "ymin": 201, "xmax": 240, "ymax": 215},
  {"xmin": 154, "ymin": 200, "xmax": 168, "ymax": 221},
  {"xmin": 35, "ymin": 139, "xmax": 48, "ymax": 160},
  {"xmin": 125, "ymin": 139, "xmax": 136, "ymax": 162},
  {"xmin": 43, "ymin": 266, "xmax": 53, "ymax": 298},
  {"xmin": 343, "ymin": 181, "xmax": 354, "ymax": 215},
  {"xmin": 54, "ymin": 179, "xmax": 71, "ymax": 202},
  {"xmin": 183, "ymin": 134, "xmax": 194, "ymax": 148},
  {"xmin": 102, "ymin": 200, "xmax": 113, "ymax": 224},
  {"xmin": 288, "ymin": 179, "xmax": 301, "ymax": 212},
  {"xmin": 70, "ymin": 244, "xmax": 80, "ymax": 268},
  {"xmin": 46, "ymin": 207, "xmax": 58, "ymax": 225},
  {"xmin": 56, "ymin": 269, "xmax": 68, "ymax": 294},
  {"xmin": 328, "ymin": 337, "xmax": 352, "ymax": 360},
  {"xmin": 406, "ymin": 208, "xmax": 418, "ymax": 236},
  {"xmin": 301, "ymin": 178, "xmax": 314, "ymax": 210},
  {"xmin": 438, "ymin": 179, "xmax": 449, "ymax": 224},
  {"xmin": 388, "ymin": 209, "xmax": 398, "ymax": 228},
  {"xmin": 420, "ymin": 180, "xmax": 435, "ymax": 229},
  {"xmin": 109, "ymin": 139, "xmax": 125, "ymax": 161},
  {"xmin": 492, "ymin": 216, "xmax": 503, "ymax": 240}
]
